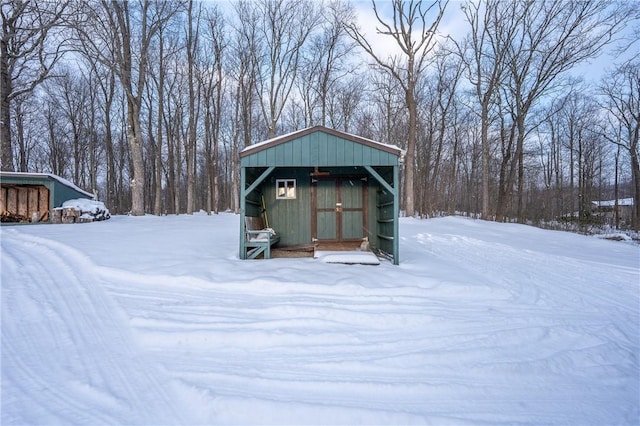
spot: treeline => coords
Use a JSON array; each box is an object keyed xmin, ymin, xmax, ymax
[{"xmin": 1, "ymin": 0, "xmax": 639, "ymax": 229}]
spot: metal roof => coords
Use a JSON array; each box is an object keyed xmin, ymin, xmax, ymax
[{"xmin": 0, "ymin": 172, "xmax": 93, "ymax": 198}]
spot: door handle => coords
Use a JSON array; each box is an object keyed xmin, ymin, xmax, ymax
[{"xmin": 336, "ymin": 202, "xmax": 342, "ymax": 212}]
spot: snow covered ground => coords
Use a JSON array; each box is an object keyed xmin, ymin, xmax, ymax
[{"xmin": 2, "ymin": 213, "xmax": 639, "ymax": 425}]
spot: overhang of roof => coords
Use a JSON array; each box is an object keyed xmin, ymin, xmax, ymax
[
  {"xmin": 240, "ymin": 125, "xmax": 403, "ymax": 158},
  {"xmin": 0, "ymin": 171, "xmax": 93, "ymax": 198}
]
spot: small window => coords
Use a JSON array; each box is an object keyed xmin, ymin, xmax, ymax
[{"xmin": 276, "ymin": 179, "xmax": 296, "ymax": 199}]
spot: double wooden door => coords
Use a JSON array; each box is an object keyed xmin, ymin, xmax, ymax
[{"xmin": 312, "ymin": 177, "xmax": 367, "ymax": 243}]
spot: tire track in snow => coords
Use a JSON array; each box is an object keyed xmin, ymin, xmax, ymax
[
  {"xmin": 418, "ymin": 232, "xmax": 638, "ymax": 316},
  {"xmin": 1, "ymin": 231, "xmax": 187, "ymax": 425},
  {"xmin": 97, "ymin": 258, "xmax": 639, "ymax": 424},
  {"xmin": 6, "ymin": 216, "xmax": 637, "ymax": 424}
]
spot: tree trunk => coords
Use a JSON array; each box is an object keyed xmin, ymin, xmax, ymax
[
  {"xmin": 404, "ymin": 82, "xmax": 416, "ymax": 217},
  {"xmin": 15, "ymin": 100, "xmax": 27, "ymax": 172},
  {"xmin": 631, "ymin": 142, "xmax": 640, "ymax": 231},
  {"xmin": 153, "ymin": 33, "xmax": 165, "ymax": 215},
  {"xmin": 128, "ymin": 102, "xmax": 145, "ymax": 216},
  {"xmin": 185, "ymin": 0, "xmax": 198, "ymax": 214},
  {"xmin": 481, "ymin": 113, "xmax": 490, "ymax": 219},
  {"xmin": 516, "ymin": 117, "xmax": 526, "ymax": 223},
  {"xmin": 212, "ymin": 48, "xmax": 223, "ymax": 214},
  {"xmin": 1, "ymin": 35, "xmax": 13, "ymax": 171}
]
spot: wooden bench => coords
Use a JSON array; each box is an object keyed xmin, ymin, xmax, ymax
[{"xmin": 244, "ymin": 216, "xmax": 280, "ymax": 259}]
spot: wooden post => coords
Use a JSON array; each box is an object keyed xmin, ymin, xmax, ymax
[
  {"xmin": 39, "ymin": 187, "xmax": 49, "ymax": 221},
  {"xmin": 392, "ymin": 164, "xmax": 399, "ymax": 265},
  {"xmin": 17, "ymin": 187, "xmax": 28, "ymax": 217},
  {"xmin": 7, "ymin": 187, "xmax": 17, "ymax": 214},
  {"xmin": 239, "ymin": 166, "xmax": 246, "ymax": 259},
  {"xmin": 0, "ymin": 185, "xmax": 6, "ymax": 213}
]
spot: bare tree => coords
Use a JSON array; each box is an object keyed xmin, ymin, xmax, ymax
[
  {"xmin": 145, "ymin": 22, "xmax": 183, "ymax": 214},
  {"xmin": 538, "ymin": 95, "xmax": 570, "ymax": 220},
  {"xmin": 164, "ymin": 62, "xmax": 186, "ymax": 214},
  {"xmin": 75, "ymin": 0, "xmax": 181, "ymax": 215},
  {"xmin": 601, "ymin": 60, "xmax": 640, "ymax": 230},
  {"xmin": 302, "ymin": 0, "xmax": 357, "ymax": 127},
  {"xmin": 369, "ymin": 70, "xmax": 404, "ymax": 147},
  {"xmin": 252, "ymin": 0, "xmax": 319, "ymax": 138},
  {"xmin": 345, "ymin": 0, "xmax": 448, "ymax": 217},
  {"xmin": 82, "ymin": 56, "xmax": 120, "ymax": 212},
  {"xmin": 326, "ymin": 75, "xmax": 366, "ymax": 133},
  {"xmin": 502, "ymin": 0, "xmax": 633, "ymax": 222},
  {"xmin": 563, "ymin": 95, "xmax": 605, "ymax": 220},
  {"xmin": 11, "ymin": 93, "xmax": 38, "ymax": 172},
  {"xmin": 230, "ymin": 0, "xmax": 262, "ymax": 212},
  {"xmin": 200, "ymin": 5, "xmax": 225, "ymax": 214},
  {"xmin": 42, "ymin": 94, "xmax": 70, "ymax": 177},
  {"xmin": 416, "ymin": 49, "xmax": 463, "ymax": 216},
  {"xmin": 459, "ymin": 0, "xmax": 634, "ymax": 222},
  {"xmin": 43, "ymin": 69, "xmax": 91, "ymax": 186},
  {"xmin": 146, "ymin": 24, "xmax": 166, "ymax": 215},
  {"xmin": 457, "ymin": 0, "xmax": 518, "ymax": 219},
  {"xmin": 185, "ymin": 0, "xmax": 201, "ymax": 214},
  {"xmin": 1, "ymin": 0, "xmax": 74, "ymax": 171}
]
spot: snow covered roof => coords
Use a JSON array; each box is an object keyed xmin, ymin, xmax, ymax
[
  {"xmin": 240, "ymin": 125, "xmax": 403, "ymax": 157},
  {"xmin": 592, "ymin": 198, "xmax": 634, "ymax": 207},
  {"xmin": 0, "ymin": 171, "xmax": 93, "ymax": 198}
]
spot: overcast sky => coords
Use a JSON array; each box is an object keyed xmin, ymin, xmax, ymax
[{"xmin": 350, "ymin": 0, "xmax": 636, "ymax": 85}]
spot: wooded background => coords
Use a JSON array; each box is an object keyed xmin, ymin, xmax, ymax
[{"xmin": 1, "ymin": 0, "xmax": 639, "ymax": 229}]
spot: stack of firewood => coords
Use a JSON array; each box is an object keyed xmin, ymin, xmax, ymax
[
  {"xmin": 1, "ymin": 211, "xmax": 30, "ymax": 223},
  {"xmin": 52, "ymin": 199, "xmax": 111, "ymax": 224},
  {"xmin": 52, "ymin": 207, "xmax": 81, "ymax": 224}
]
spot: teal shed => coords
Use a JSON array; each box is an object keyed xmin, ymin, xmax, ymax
[
  {"xmin": 1, "ymin": 172, "xmax": 93, "ymax": 223},
  {"xmin": 240, "ymin": 126, "xmax": 402, "ymax": 264}
]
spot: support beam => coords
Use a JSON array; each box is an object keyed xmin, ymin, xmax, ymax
[
  {"xmin": 364, "ymin": 166, "xmax": 395, "ymax": 195},
  {"xmin": 241, "ymin": 166, "xmax": 275, "ymax": 259},
  {"xmin": 245, "ymin": 166, "xmax": 275, "ymax": 196},
  {"xmin": 392, "ymin": 165, "xmax": 399, "ymax": 265},
  {"xmin": 239, "ymin": 167, "xmax": 247, "ymax": 259},
  {"xmin": 365, "ymin": 165, "xmax": 399, "ymax": 265}
]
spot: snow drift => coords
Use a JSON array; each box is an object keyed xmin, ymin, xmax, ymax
[{"xmin": 1, "ymin": 213, "xmax": 638, "ymax": 425}]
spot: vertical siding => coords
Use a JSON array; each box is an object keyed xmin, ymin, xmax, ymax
[
  {"xmin": 53, "ymin": 182, "xmax": 90, "ymax": 207},
  {"xmin": 240, "ymin": 129, "xmax": 399, "ymax": 262},
  {"xmin": 335, "ymin": 138, "xmax": 344, "ymax": 166},
  {"xmin": 263, "ymin": 168, "xmax": 312, "ymax": 246},
  {"xmin": 241, "ymin": 133, "xmax": 399, "ymax": 167},
  {"xmin": 342, "ymin": 211, "xmax": 363, "ymax": 239},
  {"xmin": 353, "ymin": 143, "xmax": 363, "ymax": 165},
  {"xmin": 308, "ymin": 135, "xmax": 317, "ymax": 164}
]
